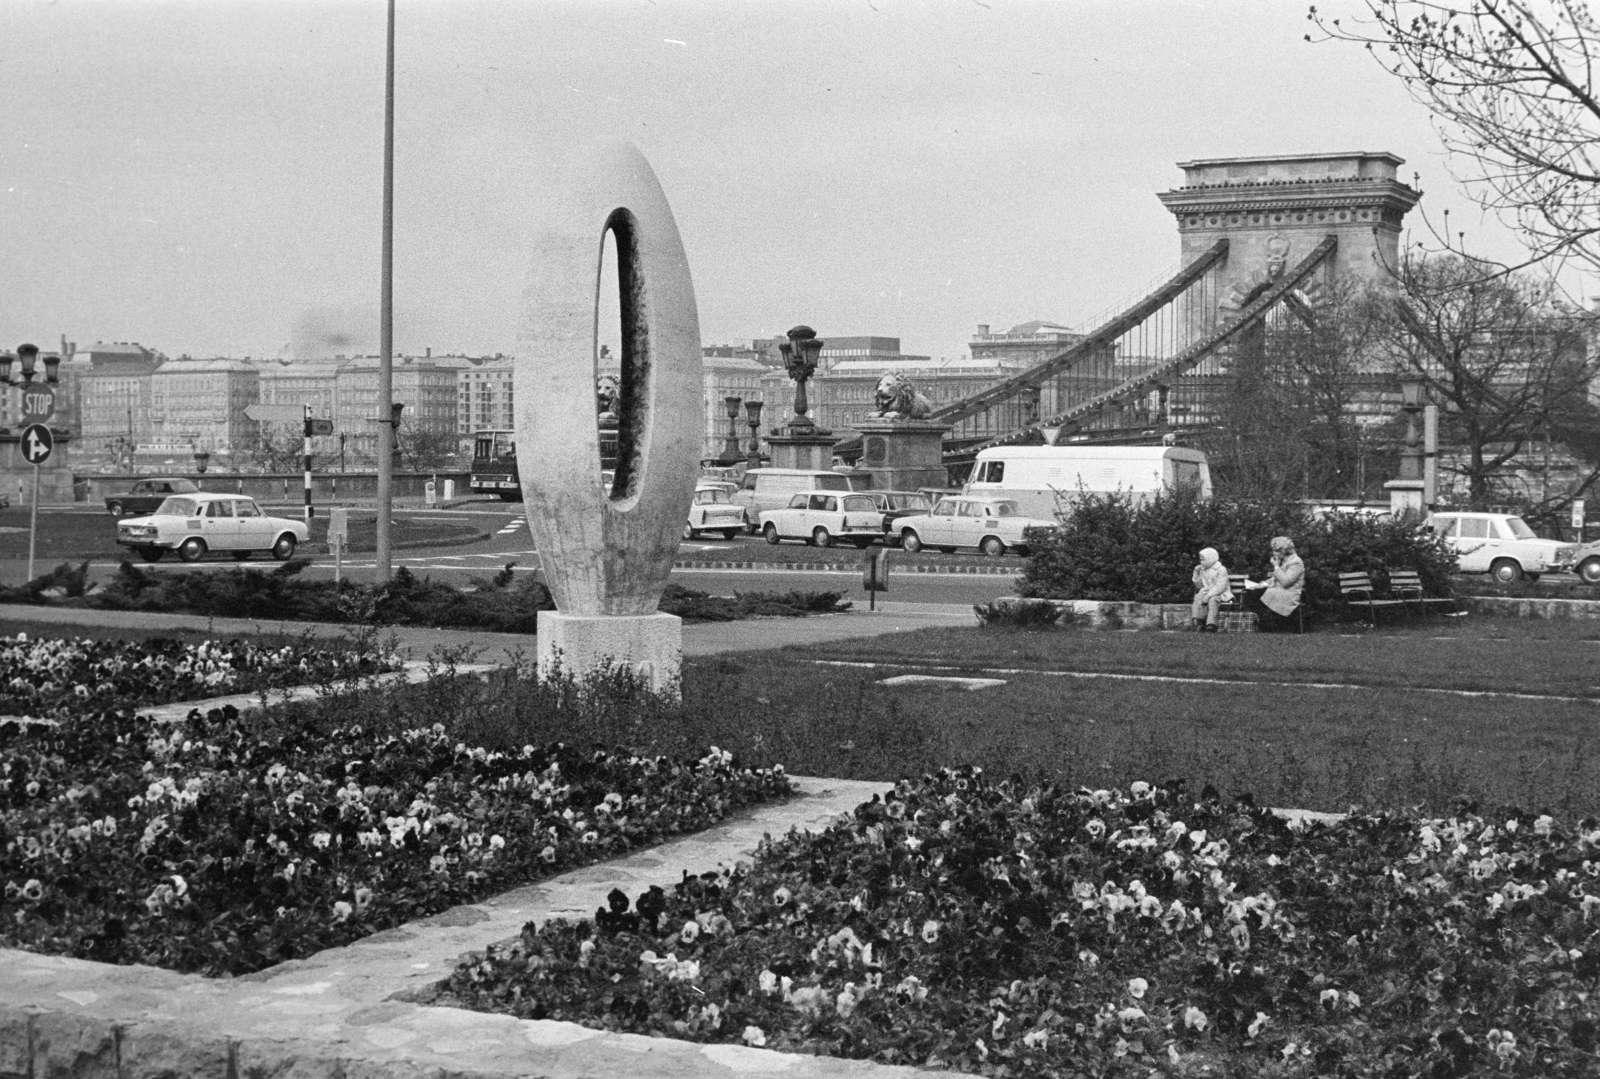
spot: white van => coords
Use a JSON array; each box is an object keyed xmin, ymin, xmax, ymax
[
  {"xmin": 964, "ymin": 445, "xmax": 1212, "ymax": 520},
  {"xmin": 732, "ymin": 468, "xmax": 873, "ymax": 531}
]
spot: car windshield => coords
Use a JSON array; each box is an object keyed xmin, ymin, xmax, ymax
[
  {"xmin": 1504, "ymin": 516, "xmax": 1537, "ymax": 539},
  {"xmin": 170, "ymin": 479, "xmax": 200, "ymax": 494},
  {"xmin": 157, "ymin": 497, "xmax": 199, "ymax": 517},
  {"xmin": 889, "ymin": 493, "xmax": 929, "ymax": 511},
  {"xmin": 694, "ymin": 489, "xmax": 731, "ymax": 505},
  {"xmin": 989, "ymin": 501, "xmax": 1021, "ymax": 517}
]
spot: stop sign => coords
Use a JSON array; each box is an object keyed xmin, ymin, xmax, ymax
[{"xmin": 19, "ymin": 384, "xmax": 54, "ymax": 425}]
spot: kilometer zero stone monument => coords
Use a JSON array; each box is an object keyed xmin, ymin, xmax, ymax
[{"xmin": 516, "ymin": 142, "xmax": 702, "ymax": 694}]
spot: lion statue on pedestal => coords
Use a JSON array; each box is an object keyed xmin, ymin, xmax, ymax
[{"xmin": 869, "ymin": 372, "xmax": 934, "ymax": 420}]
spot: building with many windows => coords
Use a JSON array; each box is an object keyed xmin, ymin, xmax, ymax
[
  {"xmin": 455, "ymin": 354, "xmax": 514, "ymax": 442},
  {"xmin": 148, "ymin": 358, "xmax": 261, "ymax": 455},
  {"xmin": 333, "ymin": 355, "xmax": 458, "ymax": 463},
  {"xmin": 77, "ymin": 343, "xmax": 165, "ymax": 461}
]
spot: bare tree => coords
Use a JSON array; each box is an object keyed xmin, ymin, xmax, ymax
[
  {"xmin": 1311, "ymin": 1, "xmax": 1600, "ymax": 273},
  {"xmin": 395, "ymin": 425, "xmax": 461, "ymax": 471},
  {"xmin": 244, "ymin": 425, "xmax": 335, "ymax": 474},
  {"xmin": 1374, "ymin": 251, "xmax": 1600, "ymax": 510}
]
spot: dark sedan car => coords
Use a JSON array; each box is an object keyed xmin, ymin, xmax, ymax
[
  {"xmin": 105, "ymin": 477, "xmax": 200, "ymax": 517},
  {"xmin": 870, "ymin": 491, "xmax": 932, "ymax": 544}
]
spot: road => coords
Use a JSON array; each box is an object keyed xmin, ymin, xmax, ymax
[{"xmin": 0, "ymin": 503, "xmax": 1022, "ymax": 608}]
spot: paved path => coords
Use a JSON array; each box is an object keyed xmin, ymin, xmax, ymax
[{"xmin": 0, "ymin": 600, "xmax": 976, "ymax": 662}]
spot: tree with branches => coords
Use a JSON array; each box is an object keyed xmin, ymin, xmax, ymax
[
  {"xmin": 1310, "ymin": 1, "xmax": 1600, "ymax": 273},
  {"xmin": 1372, "ymin": 250, "xmax": 1600, "ymax": 512}
]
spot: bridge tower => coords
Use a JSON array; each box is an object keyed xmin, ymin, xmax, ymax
[{"xmin": 1157, "ymin": 152, "xmax": 1420, "ymax": 316}]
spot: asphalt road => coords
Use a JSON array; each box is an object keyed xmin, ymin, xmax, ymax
[{"xmin": 0, "ymin": 503, "xmax": 1022, "ymax": 608}]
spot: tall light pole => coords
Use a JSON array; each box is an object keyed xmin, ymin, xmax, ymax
[{"xmin": 374, "ymin": 0, "xmax": 396, "ymax": 582}]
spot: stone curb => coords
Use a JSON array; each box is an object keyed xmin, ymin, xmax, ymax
[
  {"xmin": 673, "ymin": 559, "xmax": 1020, "ymax": 576},
  {"xmin": 1464, "ymin": 594, "xmax": 1600, "ymax": 619},
  {"xmin": 0, "ymin": 776, "xmax": 960, "ymax": 1079}
]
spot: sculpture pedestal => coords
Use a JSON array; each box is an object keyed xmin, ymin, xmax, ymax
[
  {"xmin": 855, "ymin": 419, "xmax": 951, "ymax": 491},
  {"xmin": 536, "ymin": 611, "xmax": 683, "ymax": 699},
  {"xmin": 1384, "ymin": 478, "xmax": 1425, "ymax": 520},
  {"xmin": 765, "ymin": 424, "xmax": 837, "ymax": 471}
]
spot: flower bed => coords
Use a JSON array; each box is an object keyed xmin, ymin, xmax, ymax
[
  {"xmin": 431, "ymin": 770, "xmax": 1600, "ymax": 1077},
  {"xmin": 0, "ymin": 633, "xmax": 399, "ymax": 721},
  {"xmin": 2, "ymin": 695, "xmax": 791, "ymax": 976}
]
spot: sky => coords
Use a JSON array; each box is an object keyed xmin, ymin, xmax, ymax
[{"xmin": 0, "ymin": 0, "xmax": 1567, "ymax": 366}]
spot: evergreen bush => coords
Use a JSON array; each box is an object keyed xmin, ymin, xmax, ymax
[{"xmin": 1017, "ymin": 491, "xmax": 1456, "ymax": 622}]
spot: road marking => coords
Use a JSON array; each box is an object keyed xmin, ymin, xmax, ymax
[{"xmin": 813, "ymin": 660, "xmax": 1600, "ymax": 705}]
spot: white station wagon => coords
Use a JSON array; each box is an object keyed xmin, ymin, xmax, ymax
[
  {"xmin": 759, "ymin": 491, "xmax": 886, "ymax": 548},
  {"xmin": 116, "ymin": 493, "xmax": 311, "ymax": 564},
  {"xmin": 890, "ymin": 496, "xmax": 1056, "ymax": 556}
]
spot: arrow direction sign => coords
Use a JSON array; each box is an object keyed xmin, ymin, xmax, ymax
[
  {"xmin": 20, "ymin": 424, "xmax": 52, "ymax": 465},
  {"xmin": 243, "ymin": 403, "xmax": 308, "ymax": 424}
]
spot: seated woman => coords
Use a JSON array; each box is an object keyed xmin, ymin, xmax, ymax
[
  {"xmin": 1190, "ymin": 547, "xmax": 1231, "ymax": 632},
  {"xmin": 1242, "ymin": 536, "xmax": 1305, "ymax": 632}
]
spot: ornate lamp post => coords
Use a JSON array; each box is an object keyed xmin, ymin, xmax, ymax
[
  {"xmin": 0, "ymin": 343, "xmax": 61, "ymax": 386},
  {"xmin": 777, "ymin": 325, "xmax": 824, "ymax": 431},
  {"xmin": 719, "ymin": 395, "xmax": 743, "ymax": 464},
  {"xmin": 744, "ymin": 399, "xmax": 764, "ymax": 469}
]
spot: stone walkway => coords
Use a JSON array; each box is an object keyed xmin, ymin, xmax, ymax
[{"xmin": 0, "ymin": 601, "xmax": 976, "ymax": 663}]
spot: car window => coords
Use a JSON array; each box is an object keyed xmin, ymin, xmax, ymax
[
  {"xmin": 693, "ymin": 490, "xmax": 715, "ymax": 505},
  {"xmin": 235, "ymin": 500, "xmax": 261, "ymax": 518},
  {"xmin": 787, "ymin": 494, "xmax": 808, "ymax": 509},
  {"xmin": 809, "ymin": 495, "xmax": 837, "ymax": 511},
  {"xmin": 932, "ymin": 501, "xmax": 955, "ymax": 516},
  {"xmin": 1504, "ymin": 517, "xmax": 1536, "ymax": 539},
  {"xmin": 955, "ymin": 502, "xmax": 982, "ymax": 517},
  {"xmin": 159, "ymin": 497, "xmax": 199, "ymax": 517},
  {"xmin": 842, "ymin": 495, "xmax": 875, "ymax": 512},
  {"xmin": 133, "ymin": 482, "xmax": 150, "ymax": 494},
  {"xmin": 1485, "ymin": 519, "xmax": 1505, "ymax": 540},
  {"xmin": 1459, "ymin": 518, "xmax": 1488, "ymax": 539},
  {"xmin": 990, "ymin": 501, "xmax": 1020, "ymax": 517},
  {"xmin": 1433, "ymin": 517, "xmax": 1458, "ymax": 538},
  {"xmin": 891, "ymin": 494, "xmax": 929, "ymax": 511},
  {"xmin": 206, "ymin": 500, "xmax": 233, "ymax": 518},
  {"xmin": 976, "ymin": 461, "xmax": 1004, "ymax": 483},
  {"xmin": 815, "ymin": 475, "xmax": 849, "ymax": 491}
]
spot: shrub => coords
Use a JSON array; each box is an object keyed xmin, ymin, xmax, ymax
[
  {"xmin": 973, "ymin": 598, "xmax": 1064, "ymax": 628},
  {"xmin": 1018, "ymin": 492, "xmax": 1456, "ymax": 622}
]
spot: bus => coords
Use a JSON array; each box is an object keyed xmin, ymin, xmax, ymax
[
  {"xmin": 470, "ymin": 429, "xmax": 521, "ymax": 500},
  {"xmin": 468, "ymin": 426, "xmax": 620, "ymax": 501}
]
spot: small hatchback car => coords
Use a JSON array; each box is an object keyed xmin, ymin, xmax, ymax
[
  {"xmin": 116, "ymin": 493, "xmax": 311, "ymax": 563},
  {"xmin": 1424, "ymin": 511, "xmax": 1575, "ymax": 583}
]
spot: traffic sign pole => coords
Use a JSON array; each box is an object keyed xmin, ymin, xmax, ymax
[
  {"xmin": 27, "ymin": 462, "xmax": 37, "ymax": 583},
  {"xmin": 303, "ymin": 405, "xmax": 314, "ymax": 522}
]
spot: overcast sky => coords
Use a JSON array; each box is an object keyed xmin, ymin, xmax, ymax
[{"xmin": 0, "ymin": 0, "xmax": 1562, "ymax": 365}]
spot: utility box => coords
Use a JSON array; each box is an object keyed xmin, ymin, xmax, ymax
[
  {"xmin": 442, "ymin": 478, "xmax": 455, "ymax": 502},
  {"xmin": 327, "ymin": 507, "xmax": 349, "ymax": 550},
  {"xmin": 424, "ymin": 480, "xmax": 437, "ymax": 506}
]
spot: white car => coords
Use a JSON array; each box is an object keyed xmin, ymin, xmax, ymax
[
  {"xmin": 890, "ymin": 496, "xmax": 1056, "ymax": 556},
  {"xmin": 116, "ymin": 492, "xmax": 311, "ymax": 564},
  {"xmin": 1425, "ymin": 511, "xmax": 1576, "ymax": 583},
  {"xmin": 758, "ymin": 490, "xmax": 886, "ymax": 548},
  {"xmin": 684, "ymin": 486, "xmax": 748, "ymax": 540}
]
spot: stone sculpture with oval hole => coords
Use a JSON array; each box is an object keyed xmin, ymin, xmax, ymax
[{"xmin": 515, "ymin": 141, "xmax": 702, "ymax": 695}]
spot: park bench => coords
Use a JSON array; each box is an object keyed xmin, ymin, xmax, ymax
[
  {"xmin": 1386, "ymin": 567, "xmax": 1462, "ymax": 618},
  {"xmin": 1338, "ymin": 570, "xmax": 1409, "ymax": 625}
]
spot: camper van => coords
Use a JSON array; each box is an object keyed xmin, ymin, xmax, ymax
[{"xmin": 964, "ymin": 445, "xmax": 1212, "ymax": 520}]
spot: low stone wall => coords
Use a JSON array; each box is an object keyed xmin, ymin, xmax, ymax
[
  {"xmin": 990, "ymin": 597, "xmax": 1193, "ymax": 631},
  {"xmin": 1463, "ymin": 594, "xmax": 1600, "ymax": 620}
]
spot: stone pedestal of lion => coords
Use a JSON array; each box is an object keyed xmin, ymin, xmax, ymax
[{"xmin": 855, "ymin": 373, "xmax": 950, "ymax": 491}]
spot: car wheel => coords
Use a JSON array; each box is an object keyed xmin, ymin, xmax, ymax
[
  {"xmin": 272, "ymin": 534, "xmax": 298, "ymax": 561},
  {"xmin": 1579, "ymin": 557, "xmax": 1600, "ymax": 584},
  {"xmin": 900, "ymin": 530, "xmax": 923, "ymax": 553},
  {"xmin": 721, "ymin": 529, "xmax": 739, "ymax": 540},
  {"xmin": 683, "ymin": 523, "xmax": 698, "ymax": 540},
  {"xmin": 107, "ymin": 501, "xmax": 124, "ymax": 517},
  {"xmin": 764, "ymin": 523, "xmax": 780, "ymax": 545},
  {"xmin": 137, "ymin": 546, "xmax": 165, "ymax": 563},
  {"xmin": 812, "ymin": 526, "xmax": 833, "ymax": 548},
  {"xmin": 177, "ymin": 538, "xmax": 207, "ymax": 563},
  {"xmin": 232, "ymin": 550, "xmax": 252, "ymax": 561},
  {"xmin": 979, "ymin": 536, "xmax": 1006, "ymax": 557},
  {"xmin": 1490, "ymin": 557, "xmax": 1523, "ymax": 584}
]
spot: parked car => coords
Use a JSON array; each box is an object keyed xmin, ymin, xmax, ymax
[
  {"xmin": 1566, "ymin": 537, "xmax": 1600, "ymax": 584},
  {"xmin": 758, "ymin": 490, "xmax": 886, "ymax": 548},
  {"xmin": 115, "ymin": 492, "xmax": 310, "ymax": 563},
  {"xmin": 685, "ymin": 486, "xmax": 747, "ymax": 539},
  {"xmin": 1424, "ymin": 510, "xmax": 1576, "ymax": 583},
  {"xmin": 732, "ymin": 468, "xmax": 873, "ymax": 532},
  {"xmin": 890, "ymin": 496, "xmax": 1056, "ymax": 556},
  {"xmin": 866, "ymin": 491, "xmax": 932, "ymax": 544},
  {"xmin": 105, "ymin": 477, "xmax": 199, "ymax": 517}
]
